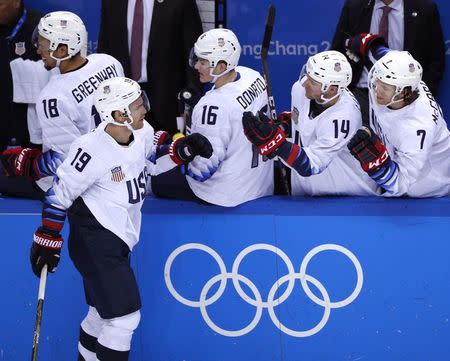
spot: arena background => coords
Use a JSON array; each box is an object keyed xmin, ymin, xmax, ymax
[
  {"xmin": 26, "ymin": 0, "xmax": 450, "ymax": 122},
  {"xmin": 2, "ymin": 2, "xmax": 449, "ymax": 361}
]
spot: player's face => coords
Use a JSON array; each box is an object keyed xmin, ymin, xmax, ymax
[
  {"xmin": 303, "ymin": 75, "xmax": 323, "ymax": 100},
  {"xmin": 36, "ymin": 35, "xmax": 56, "ymax": 70},
  {"xmin": 374, "ymin": 79, "xmax": 397, "ymax": 105},
  {"xmin": 194, "ymin": 58, "xmax": 213, "ymax": 83},
  {"xmin": 129, "ymin": 96, "xmax": 147, "ymax": 130}
]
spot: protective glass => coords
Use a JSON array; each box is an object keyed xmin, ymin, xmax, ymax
[{"xmin": 188, "ymin": 47, "xmax": 198, "ymax": 68}]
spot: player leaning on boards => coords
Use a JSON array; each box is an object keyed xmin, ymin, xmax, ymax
[
  {"xmin": 242, "ymin": 50, "xmax": 378, "ymax": 196},
  {"xmin": 344, "ymin": 33, "xmax": 450, "ymax": 197},
  {"xmin": 1, "ymin": 11, "xmax": 124, "ymax": 199},
  {"xmin": 28, "ymin": 77, "xmax": 212, "ymax": 361},
  {"xmin": 151, "ymin": 28, "xmax": 274, "ymax": 206}
]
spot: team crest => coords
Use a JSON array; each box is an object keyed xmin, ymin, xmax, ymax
[
  {"xmin": 292, "ymin": 106, "xmax": 300, "ymax": 124},
  {"xmin": 334, "ymin": 62, "xmax": 342, "ymax": 72},
  {"xmin": 409, "ymin": 63, "xmax": 415, "ymax": 73},
  {"xmin": 111, "ymin": 166, "xmax": 125, "ymax": 182},
  {"xmin": 103, "ymin": 85, "xmax": 111, "ymax": 94},
  {"xmin": 218, "ymin": 37, "xmax": 225, "ymax": 47},
  {"xmin": 60, "ymin": 20, "xmax": 68, "ymax": 28},
  {"xmin": 15, "ymin": 42, "xmax": 26, "ymax": 56}
]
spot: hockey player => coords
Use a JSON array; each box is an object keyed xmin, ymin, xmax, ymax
[
  {"xmin": 242, "ymin": 50, "xmax": 378, "ymax": 196},
  {"xmin": 345, "ymin": 34, "xmax": 450, "ymax": 197},
  {"xmin": 152, "ymin": 28, "xmax": 274, "ymax": 206},
  {"xmin": 29, "ymin": 77, "xmax": 212, "ymax": 361},
  {"xmin": 1, "ymin": 11, "xmax": 124, "ymax": 198}
]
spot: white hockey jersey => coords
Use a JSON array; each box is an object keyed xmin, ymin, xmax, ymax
[
  {"xmin": 35, "ymin": 53, "xmax": 124, "ymax": 191},
  {"xmin": 290, "ymin": 77, "xmax": 378, "ymax": 196},
  {"xmin": 49, "ymin": 122, "xmax": 176, "ymax": 250},
  {"xmin": 370, "ymin": 82, "xmax": 450, "ymax": 197},
  {"xmin": 186, "ymin": 66, "xmax": 274, "ymax": 207},
  {"xmin": 36, "ymin": 53, "xmax": 124, "ymax": 155}
]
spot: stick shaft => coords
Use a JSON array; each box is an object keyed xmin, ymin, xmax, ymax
[{"xmin": 31, "ymin": 265, "xmax": 48, "ymax": 361}]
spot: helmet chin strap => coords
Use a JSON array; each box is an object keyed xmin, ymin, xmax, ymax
[
  {"xmin": 384, "ymin": 90, "xmax": 404, "ymax": 108},
  {"xmin": 209, "ymin": 66, "xmax": 232, "ymax": 84},
  {"xmin": 49, "ymin": 51, "xmax": 72, "ymax": 68},
  {"xmin": 316, "ymin": 88, "xmax": 342, "ymax": 105},
  {"xmin": 111, "ymin": 110, "xmax": 135, "ymax": 131}
]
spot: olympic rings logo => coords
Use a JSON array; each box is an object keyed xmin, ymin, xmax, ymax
[{"xmin": 164, "ymin": 243, "xmax": 363, "ymax": 337}]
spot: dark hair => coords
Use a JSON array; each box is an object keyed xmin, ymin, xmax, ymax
[{"xmin": 402, "ymin": 86, "xmax": 419, "ymax": 106}]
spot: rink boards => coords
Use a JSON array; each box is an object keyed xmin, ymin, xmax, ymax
[{"xmin": 1, "ymin": 196, "xmax": 450, "ymax": 360}]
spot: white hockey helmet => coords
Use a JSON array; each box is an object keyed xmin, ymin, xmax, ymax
[
  {"xmin": 193, "ymin": 28, "xmax": 241, "ymax": 82},
  {"xmin": 303, "ymin": 50, "xmax": 352, "ymax": 104},
  {"xmin": 35, "ymin": 11, "xmax": 87, "ymax": 62},
  {"xmin": 94, "ymin": 77, "xmax": 150, "ymax": 130},
  {"xmin": 369, "ymin": 50, "xmax": 423, "ymax": 107}
]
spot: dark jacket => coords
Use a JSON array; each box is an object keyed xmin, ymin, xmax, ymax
[
  {"xmin": 331, "ymin": 0, "xmax": 445, "ymax": 95},
  {"xmin": 0, "ymin": 6, "xmax": 42, "ymax": 151},
  {"xmin": 98, "ymin": 0, "xmax": 203, "ymax": 134}
]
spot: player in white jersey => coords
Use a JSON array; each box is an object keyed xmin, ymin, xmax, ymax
[
  {"xmin": 151, "ymin": 28, "xmax": 273, "ymax": 206},
  {"xmin": 242, "ymin": 50, "xmax": 378, "ymax": 196},
  {"xmin": 29, "ymin": 77, "xmax": 212, "ymax": 361},
  {"xmin": 0, "ymin": 11, "xmax": 124, "ymax": 199},
  {"xmin": 345, "ymin": 35, "xmax": 450, "ymax": 197}
]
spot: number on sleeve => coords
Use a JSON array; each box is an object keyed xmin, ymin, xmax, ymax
[
  {"xmin": 201, "ymin": 105, "xmax": 219, "ymax": 125},
  {"xmin": 417, "ymin": 129, "xmax": 426, "ymax": 150},
  {"xmin": 70, "ymin": 147, "xmax": 92, "ymax": 172},
  {"xmin": 333, "ymin": 119, "xmax": 350, "ymax": 139},
  {"xmin": 42, "ymin": 99, "xmax": 59, "ymax": 118}
]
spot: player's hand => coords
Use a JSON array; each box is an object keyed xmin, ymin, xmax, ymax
[
  {"xmin": 344, "ymin": 33, "xmax": 387, "ymax": 59},
  {"xmin": 0, "ymin": 147, "xmax": 23, "ymax": 176},
  {"xmin": 13, "ymin": 148, "xmax": 42, "ymax": 179},
  {"xmin": 242, "ymin": 111, "xmax": 286, "ymax": 158},
  {"xmin": 30, "ymin": 227, "xmax": 63, "ymax": 277},
  {"xmin": 153, "ymin": 130, "xmax": 172, "ymax": 146},
  {"xmin": 277, "ymin": 111, "xmax": 292, "ymax": 138},
  {"xmin": 259, "ymin": 111, "xmax": 292, "ymax": 138},
  {"xmin": 169, "ymin": 133, "xmax": 213, "ymax": 165},
  {"xmin": 347, "ymin": 127, "xmax": 390, "ymax": 172}
]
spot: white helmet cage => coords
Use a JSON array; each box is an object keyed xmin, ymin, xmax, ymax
[
  {"xmin": 368, "ymin": 50, "xmax": 423, "ymax": 107},
  {"xmin": 193, "ymin": 28, "xmax": 242, "ymax": 82},
  {"xmin": 94, "ymin": 77, "xmax": 150, "ymax": 129},
  {"xmin": 304, "ymin": 50, "xmax": 352, "ymax": 92},
  {"xmin": 34, "ymin": 11, "xmax": 87, "ymax": 61}
]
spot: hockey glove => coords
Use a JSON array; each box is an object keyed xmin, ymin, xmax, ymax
[
  {"xmin": 169, "ymin": 133, "xmax": 213, "ymax": 165},
  {"xmin": 259, "ymin": 111, "xmax": 292, "ymax": 138},
  {"xmin": 242, "ymin": 111, "xmax": 286, "ymax": 159},
  {"xmin": 277, "ymin": 111, "xmax": 292, "ymax": 138},
  {"xmin": 5, "ymin": 148, "xmax": 63, "ymax": 180},
  {"xmin": 345, "ymin": 33, "xmax": 387, "ymax": 59},
  {"xmin": 30, "ymin": 226, "xmax": 63, "ymax": 277},
  {"xmin": 153, "ymin": 130, "xmax": 172, "ymax": 146},
  {"xmin": 347, "ymin": 127, "xmax": 390, "ymax": 173},
  {"xmin": 0, "ymin": 147, "xmax": 23, "ymax": 176}
]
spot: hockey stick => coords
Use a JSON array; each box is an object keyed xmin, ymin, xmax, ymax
[
  {"xmin": 31, "ymin": 264, "xmax": 48, "ymax": 361},
  {"xmin": 261, "ymin": 4, "xmax": 291, "ymax": 195}
]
